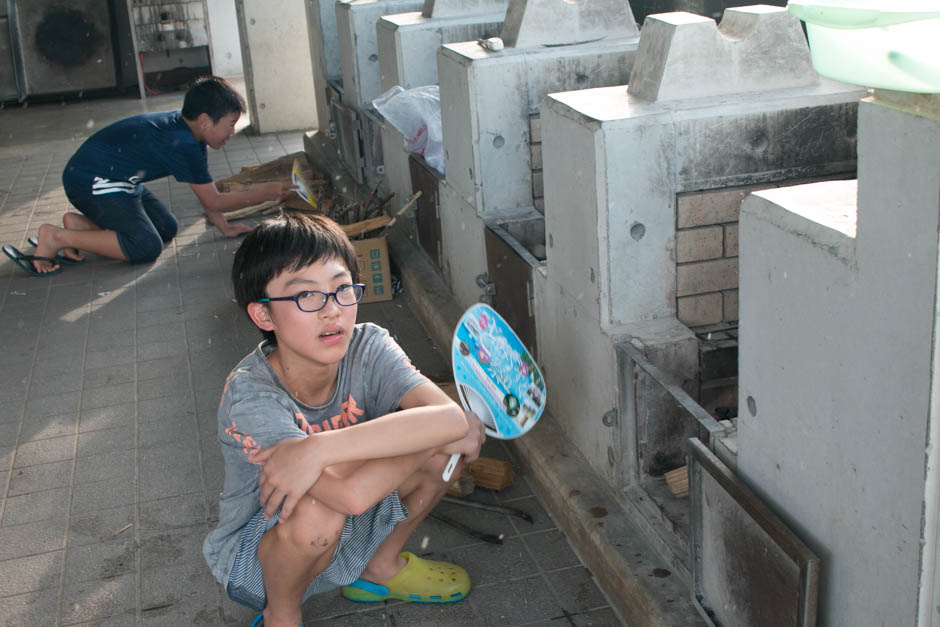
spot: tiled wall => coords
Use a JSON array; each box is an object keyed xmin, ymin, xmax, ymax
[
  {"xmin": 530, "ymin": 114, "xmax": 544, "ymax": 213},
  {"xmin": 675, "ymin": 186, "xmax": 759, "ymax": 327}
]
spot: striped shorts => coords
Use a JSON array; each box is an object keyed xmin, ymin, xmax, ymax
[{"xmin": 226, "ymin": 492, "xmax": 408, "ymax": 611}]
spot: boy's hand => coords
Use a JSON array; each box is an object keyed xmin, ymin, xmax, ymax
[
  {"xmin": 220, "ymin": 222, "xmax": 254, "ymax": 238},
  {"xmin": 255, "ymin": 438, "xmax": 323, "ymax": 522},
  {"xmin": 264, "ymin": 182, "xmax": 298, "ymax": 203},
  {"xmin": 440, "ymin": 410, "xmax": 486, "ymax": 462}
]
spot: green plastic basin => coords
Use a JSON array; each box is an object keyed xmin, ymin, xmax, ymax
[{"xmin": 788, "ymin": 1, "xmax": 940, "ymax": 93}]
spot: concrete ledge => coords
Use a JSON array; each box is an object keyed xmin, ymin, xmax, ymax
[
  {"xmin": 387, "ymin": 220, "xmax": 464, "ymax": 351},
  {"xmin": 744, "ymin": 179, "xmax": 858, "ymax": 265},
  {"xmin": 388, "ymin": 220, "xmax": 706, "ymax": 626}
]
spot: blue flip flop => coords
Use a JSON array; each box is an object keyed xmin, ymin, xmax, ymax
[
  {"xmin": 3, "ymin": 244, "xmax": 61, "ymax": 277},
  {"xmin": 250, "ymin": 613, "xmax": 263, "ymax": 626},
  {"xmin": 27, "ymin": 236, "xmax": 85, "ymax": 265}
]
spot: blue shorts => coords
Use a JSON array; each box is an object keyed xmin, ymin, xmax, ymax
[
  {"xmin": 226, "ymin": 492, "xmax": 408, "ymax": 611},
  {"xmin": 65, "ymin": 186, "xmax": 178, "ymax": 263}
]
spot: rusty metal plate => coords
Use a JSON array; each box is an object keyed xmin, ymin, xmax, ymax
[
  {"xmin": 689, "ymin": 438, "xmax": 819, "ymax": 627},
  {"xmin": 360, "ymin": 107, "xmax": 384, "ymax": 187},
  {"xmin": 484, "ymin": 225, "xmax": 538, "ymax": 358},
  {"xmin": 409, "ymin": 154, "xmax": 442, "ymax": 268},
  {"xmin": 330, "ymin": 98, "xmax": 364, "ymax": 184}
]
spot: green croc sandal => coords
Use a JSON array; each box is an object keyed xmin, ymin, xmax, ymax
[{"xmin": 341, "ymin": 552, "xmax": 470, "ymax": 603}]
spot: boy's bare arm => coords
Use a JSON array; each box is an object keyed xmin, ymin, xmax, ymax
[
  {"xmin": 190, "ymin": 181, "xmax": 295, "ymax": 237},
  {"xmin": 308, "ymin": 450, "xmax": 437, "ymax": 516},
  {"xmin": 256, "ymin": 382, "xmax": 475, "ymax": 520}
]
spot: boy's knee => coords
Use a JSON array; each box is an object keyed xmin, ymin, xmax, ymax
[
  {"xmin": 410, "ymin": 452, "xmax": 454, "ymax": 489},
  {"xmin": 125, "ymin": 232, "xmax": 165, "ymax": 263},
  {"xmin": 275, "ymin": 499, "xmax": 346, "ymax": 553},
  {"xmin": 158, "ymin": 215, "xmax": 179, "ymax": 243}
]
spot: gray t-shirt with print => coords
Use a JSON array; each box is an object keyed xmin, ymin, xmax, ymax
[{"xmin": 202, "ymin": 322, "xmax": 428, "ymax": 585}]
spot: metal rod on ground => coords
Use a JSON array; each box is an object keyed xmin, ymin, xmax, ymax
[
  {"xmin": 441, "ymin": 495, "xmax": 534, "ymax": 524},
  {"xmin": 428, "ymin": 512, "xmax": 504, "ymax": 544}
]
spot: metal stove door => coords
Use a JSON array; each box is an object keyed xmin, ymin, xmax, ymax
[
  {"xmin": 8, "ymin": 0, "xmax": 117, "ymax": 101},
  {"xmin": 330, "ymin": 98, "xmax": 365, "ymax": 185}
]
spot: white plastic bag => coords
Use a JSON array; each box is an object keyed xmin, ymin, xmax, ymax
[{"xmin": 373, "ymin": 85, "xmax": 444, "ymax": 175}]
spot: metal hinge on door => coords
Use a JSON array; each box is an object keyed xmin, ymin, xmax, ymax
[{"xmin": 476, "ymin": 273, "xmax": 495, "ymax": 304}]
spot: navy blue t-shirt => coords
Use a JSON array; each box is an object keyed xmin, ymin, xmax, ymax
[{"xmin": 63, "ymin": 111, "xmax": 212, "ymax": 200}]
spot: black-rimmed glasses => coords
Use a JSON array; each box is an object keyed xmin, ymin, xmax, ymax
[{"xmin": 258, "ymin": 284, "xmax": 365, "ymax": 312}]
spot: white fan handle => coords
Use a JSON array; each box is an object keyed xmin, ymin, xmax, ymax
[
  {"xmin": 442, "ymin": 381, "xmax": 478, "ymax": 482},
  {"xmin": 442, "ymin": 453, "xmax": 461, "ymax": 482}
]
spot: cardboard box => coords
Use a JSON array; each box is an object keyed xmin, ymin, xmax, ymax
[{"xmin": 353, "ymin": 236, "xmax": 392, "ymax": 303}]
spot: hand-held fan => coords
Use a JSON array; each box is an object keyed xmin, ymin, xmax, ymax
[{"xmin": 442, "ymin": 303, "xmax": 546, "ymax": 481}]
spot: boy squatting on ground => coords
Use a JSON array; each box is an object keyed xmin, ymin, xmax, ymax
[
  {"xmin": 203, "ymin": 214, "xmax": 486, "ymax": 627},
  {"xmin": 7, "ymin": 76, "xmax": 294, "ymax": 277}
]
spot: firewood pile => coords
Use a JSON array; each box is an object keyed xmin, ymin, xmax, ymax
[{"xmin": 215, "ymin": 151, "xmax": 420, "ymax": 240}]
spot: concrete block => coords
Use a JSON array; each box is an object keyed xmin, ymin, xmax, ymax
[
  {"xmin": 238, "ymin": 0, "xmax": 318, "ymax": 133},
  {"xmin": 337, "ymin": 0, "xmax": 424, "ymax": 109},
  {"xmin": 439, "ymin": 37, "xmax": 637, "ymax": 215},
  {"xmin": 722, "ymin": 289, "xmax": 738, "ymax": 322},
  {"xmin": 377, "ymin": 11, "xmax": 505, "ymax": 92},
  {"xmin": 677, "ymin": 293, "xmax": 722, "ymax": 327},
  {"xmin": 724, "ymin": 223, "xmax": 738, "ymax": 257},
  {"xmin": 525, "ymin": 5, "xmax": 861, "ymax": 546},
  {"xmin": 438, "ymin": 180, "xmax": 490, "ymax": 309},
  {"xmin": 380, "ymin": 124, "xmax": 413, "ymax": 213},
  {"xmin": 628, "ymin": 6, "xmax": 817, "ymax": 103},
  {"xmin": 530, "ymin": 142, "xmax": 542, "ymax": 170},
  {"xmin": 423, "ymin": 0, "xmax": 507, "ymax": 19},
  {"xmin": 529, "ymin": 115, "xmax": 540, "ymax": 142},
  {"xmin": 531, "ymin": 170, "xmax": 543, "ymax": 198},
  {"xmin": 376, "ymin": 3, "xmax": 506, "ymax": 208},
  {"xmin": 675, "ymin": 102, "xmax": 859, "ymax": 192},
  {"xmin": 676, "ymin": 258, "xmax": 738, "ymax": 297},
  {"xmin": 712, "ymin": 426, "xmax": 738, "ymax": 471},
  {"xmin": 306, "ymin": 0, "xmax": 346, "ymax": 131},
  {"xmin": 534, "ymin": 272, "xmax": 617, "ymax": 485},
  {"xmin": 501, "ymin": 0, "xmax": 638, "ymax": 48},
  {"xmin": 677, "ymin": 188, "xmax": 747, "ymax": 229},
  {"xmin": 675, "ymin": 226, "xmax": 722, "ymax": 263}
]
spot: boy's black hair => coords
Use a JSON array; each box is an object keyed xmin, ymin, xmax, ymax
[
  {"xmin": 181, "ymin": 76, "xmax": 246, "ymax": 123},
  {"xmin": 233, "ymin": 213, "xmax": 361, "ymax": 343}
]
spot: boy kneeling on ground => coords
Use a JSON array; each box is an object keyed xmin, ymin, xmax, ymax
[{"xmin": 203, "ymin": 213, "xmax": 485, "ymax": 626}]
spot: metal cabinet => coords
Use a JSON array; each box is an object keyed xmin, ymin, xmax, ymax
[
  {"xmin": 484, "ymin": 217, "xmax": 545, "ymax": 358},
  {"xmin": 409, "ymin": 154, "xmax": 443, "ymax": 269},
  {"xmin": 131, "ymin": 1, "xmax": 209, "ymax": 52},
  {"xmin": 0, "ymin": 15, "xmax": 18, "ymax": 101},
  {"xmin": 7, "ymin": 0, "xmax": 117, "ymax": 100}
]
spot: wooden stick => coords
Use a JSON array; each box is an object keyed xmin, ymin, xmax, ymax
[
  {"xmin": 340, "ymin": 215, "xmax": 392, "ymax": 238},
  {"xmin": 337, "ymin": 202, "xmax": 360, "ymax": 224},
  {"xmin": 364, "ymin": 192, "xmax": 396, "ymax": 220},
  {"xmin": 665, "ymin": 465, "xmax": 689, "ymax": 498},
  {"xmin": 446, "ymin": 474, "xmax": 475, "ymax": 497},
  {"xmin": 224, "ymin": 200, "xmax": 280, "ymax": 220},
  {"xmin": 360, "ymin": 178, "xmax": 384, "ymax": 222},
  {"xmin": 467, "ymin": 457, "xmax": 515, "ymax": 491},
  {"xmin": 374, "ymin": 190, "xmax": 422, "ymax": 237}
]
